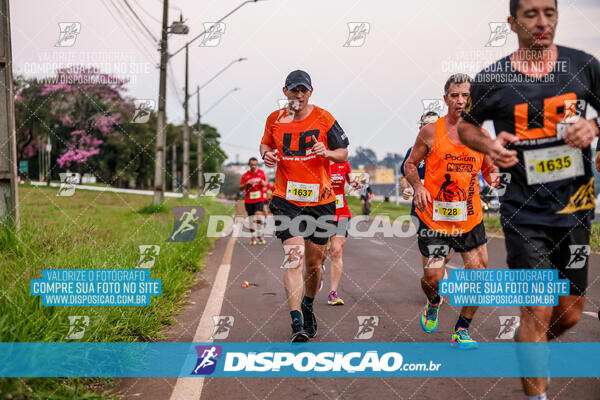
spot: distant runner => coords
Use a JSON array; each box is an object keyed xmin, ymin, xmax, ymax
[
  {"xmin": 399, "ymin": 111, "xmax": 440, "ymax": 215},
  {"xmin": 239, "ymin": 157, "xmax": 267, "ymax": 245},
  {"xmin": 322, "ymin": 160, "xmax": 360, "ymax": 305}
]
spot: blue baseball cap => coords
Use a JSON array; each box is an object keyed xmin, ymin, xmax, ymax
[{"xmin": 285, "ymin": 70, "xmax": 312, "ymax": 91}]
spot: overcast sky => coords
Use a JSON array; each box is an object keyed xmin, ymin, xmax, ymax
[{"xmin": 11, "ymin": 0, "xmax": 600, "ymax": 163}]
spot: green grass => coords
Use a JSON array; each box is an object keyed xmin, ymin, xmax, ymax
[
  {"xmin": 0, "ymin": 185, "xmax": 233, "ymax": 399},
  {"xmin": 346, "ymin": 196, "xmax": 411, "ymax": 220}
]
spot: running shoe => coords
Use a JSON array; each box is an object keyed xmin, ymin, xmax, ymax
[
  {"xmin": 250, "ymin": 237, "xmax": 257, "ymax": 245},
  {"xmin": 420, "ymin": 299, "xmax": 440, "ymax": 333},
  {"xmin": 301, "ymin": 302, "xmax": 317, "ymax": 338},
  {"xmin": 291, "ymin": 321, "xmax": 309, "ymax": 342},
  {"xmin": 327, "ymin": 290, "xmax": 344, "ymax": 305},
  {"xmin": 258, "ymin": 235, "xmax": 266, "ymax": 245},
  {"xmin": 451, "ymin": 327, "xmax": 478, "ymax": 350}
]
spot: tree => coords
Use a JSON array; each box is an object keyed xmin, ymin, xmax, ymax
[
  {"xmin": 39, "ymin": 66, "xmax": 132, "ymax": 169},
  {"xmin": 349, "ymin": 146, "xmax": 378, "ymax": 168},
  {"xmin": 14, "ymin": 77, "xmax": 53, "ymax": 162},
  {"xmin": 201, "ymin": 123, "xmax": 227, "ymax": 173},
  {"xmin": 380, "ymin": 152, "xmax": 403, "ymax": 169},
  {"xmin": 13, "ymin": 67, "xmax": 228, "ymax": 189}
]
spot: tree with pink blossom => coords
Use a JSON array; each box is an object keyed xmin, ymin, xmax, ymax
[{"xmin": 39, "ymin": 66, "xmax": 134, "ymax": 168}]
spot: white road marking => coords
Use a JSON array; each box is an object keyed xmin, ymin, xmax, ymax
[{"xmin": 169, "ymin": 222, "xmax": 240, "ymax": 400}]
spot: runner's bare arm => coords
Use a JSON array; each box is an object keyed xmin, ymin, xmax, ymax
[
  {"xmin": 404, "ymin": 124, "xmax": 432, "ymax": 190},
  {"xmin": 563, "ymin": 118, "xmax": 600, "ymax": 148},
  {"xmin": 481, "ymin": 155, "xmax": 499, "ymax": 187},
  {"xmin": 399, "ymin": 176, "xmax": 413, "ymax": 200},
  {"xmin": 311, "ymin": 135, "xmax": 348, "ymax": 162},
  {"xmin": 405, "ymin": 124, "xmax": 433, "ymax": 211},
  {"xmin": 326, "ymin": 147, "xmax": 348, "ymax": 163},
  {"xmin": 458, "ymin": 120, "xmax": 519, "ymax": 168},
  {"xmin": 478, "ymin": 129, "xmax": 500, "ymax": 186},
  {"xmin": 399, "ymin": 175, "xmax": 410, "ymax": 191},
  {"xmin": 260, "ymin": 143, "xmax": 279, "ymax": 167}
]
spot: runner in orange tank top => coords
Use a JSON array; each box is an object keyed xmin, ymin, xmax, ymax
[{"xmin": 404, "ymin": 74, "xmax": 499, "ymax": 349}]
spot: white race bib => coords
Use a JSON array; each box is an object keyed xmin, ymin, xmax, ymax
[
  {"xmin": 523, "ymin": 144, "xmax": 584, "ymax": 185},
  {"xmin": 335, "ymin": 194, "xmax": 344, "ymax": 209},
  {"xmin": 249, "ymin": 191, "xmax": 261, "ymax": 200},
  {"xmin": 286, "ymin": 181, "xmax": 319, "ymax": 203},
  {"xmin": 433, "ymin": 201, "xmax": 467, "ymax": 222}
]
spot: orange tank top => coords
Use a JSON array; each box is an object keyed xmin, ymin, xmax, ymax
[{"xmin": 416, "ymin": 116, "xmax": 484, "ymax": 234}]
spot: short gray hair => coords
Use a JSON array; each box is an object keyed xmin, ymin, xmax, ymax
[{"xmin": 444, "ymin": 73, "xmax": 471, "ymax": 95}]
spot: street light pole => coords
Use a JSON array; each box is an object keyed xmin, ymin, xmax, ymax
[
  {"xmin": 187, "ymin": 58, "xmax": 246, "ymax": 191},
  {"xmin": 395, "ymin": 162, "xmax": 400, "ymax": 205},
  {"xmin": 201, "ymin": 87, "xmax": 239, "ymax": 117},
  {"xmin": 196, "ymin": 85, "xmax": 203, "ymax": 191},
  {"xmin": 0, "ymin": 0, "xmax": 18, "ymax": 229},
  {"xmin": 182, "ymin": 43, "xmax": 190, "ymax": 196},
  {"xmin": 169, "ymin": 1, "xmax": 264, "ymax": 58},
  {"xmin": 171, "ymin": 143, "xmax": 177, "ymax": 191},
  {"xmin": 194, "ymin": 87, "xmax": 240, "ymax": 191},
  {"xmin": 154, "ymin": 1, "xmax": 263, "ymax": 204},
  {"xmin": 153, "ymin": 0, "xmax": 169, "ymax": 205}
]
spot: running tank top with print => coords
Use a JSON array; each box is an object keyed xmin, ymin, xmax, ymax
[{"xmin": 416, "ymin": 116, "xmax": 484, "ymax": 234}]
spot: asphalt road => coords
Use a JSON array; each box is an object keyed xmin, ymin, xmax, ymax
[{"xmin": 117, "ymin": 207, "xmax": 600, "ymax": 400}]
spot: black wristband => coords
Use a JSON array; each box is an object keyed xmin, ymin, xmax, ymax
[{"xmin": 261, "ymin": 151, "xmax": 268, "ymax": 160}]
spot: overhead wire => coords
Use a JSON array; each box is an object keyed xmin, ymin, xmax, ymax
[
  {"xmin": 120, "ymin": 0, "xmax": 158, "ymax": 42},
  {"xmin": 99, "ymin": 0, "xmax": 157, "ymax": 65}
]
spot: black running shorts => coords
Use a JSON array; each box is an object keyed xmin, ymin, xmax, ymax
[
  {"xmin": 244, "ymin": 201, "xmax": 265, "ymax": 216},
  {"xmin": 332, "ymin": 218, "xmax": 349, "ymax": 238},
  {"xmin": 417, "ymin": 217, "xmax": 487, "ymax": 257},
  {"xmin": 269, "ymin": 196, "xmax": 336, "ymax": 245},
  {"xmin": 502, "ymin": 223, "xmax": 590, "ymax": 296}
]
